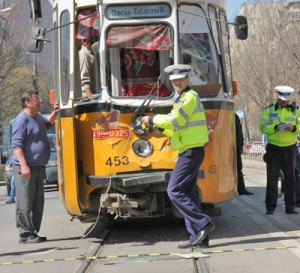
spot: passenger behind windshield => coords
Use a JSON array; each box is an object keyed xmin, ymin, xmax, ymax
[
  {"xmin": 120, "ymin": 48, "xmax": 170, "ymax": 97},
  {"xmin": 75, "ymin": 8, "xmax": 100, "ymax": 99},
  {"xmin": 79, "ymin": 37, "xmax": 97, "ymax": 99},
  {"xmin": 106, "ymin": 24, "xmax": 173, "ymax": 97}
]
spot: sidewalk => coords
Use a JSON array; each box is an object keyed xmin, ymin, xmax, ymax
[{"xmin": 243, "ymin": 157, "xmax": 265, "ymax": 171}]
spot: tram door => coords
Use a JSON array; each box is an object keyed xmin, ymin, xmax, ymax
[{"xmin": 54, "ymin": 0, "xmax": 82, "ymax": 216}]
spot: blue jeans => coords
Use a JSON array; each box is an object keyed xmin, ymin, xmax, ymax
[{"xmin": 9, "ymin": 175, "xmax": 15, "ymax": 200}]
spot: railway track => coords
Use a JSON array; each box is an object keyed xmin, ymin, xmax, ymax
[{"xmin": 74, "ymin": 217, "xmax": 209, "ymax": 273}]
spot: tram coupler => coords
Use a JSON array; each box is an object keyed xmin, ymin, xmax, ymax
[{"xmin": 100, "ymin": 193, "xmax": 138, "ymax": 218}]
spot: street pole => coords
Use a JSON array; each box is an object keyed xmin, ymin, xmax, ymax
[
  {"xmin": 32, "ymin": 53, "xmax": 38, "ymax": 92},
  {"xmin": 29, "ymin": 0, "xmax": 40, "ymax": 92}
]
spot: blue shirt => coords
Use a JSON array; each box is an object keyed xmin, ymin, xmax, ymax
[{"xmin": 12, "ymin": 111, "xmax": 52, "ymax": 166}]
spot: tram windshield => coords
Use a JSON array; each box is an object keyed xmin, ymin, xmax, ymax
[
  {"xmin": 102, "ymin": 5, "xmax": 221, "ymax": 98},
  {"xmin": 179, "ymin": 5, "xmax": 221, "ymax": 97},
  {"xmin": 106, "ymin": 24, "xmax": 173, "ymax": 98}
]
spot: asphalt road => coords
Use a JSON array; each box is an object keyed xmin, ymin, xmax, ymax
[
  {"xmin": 1, "ymin": 161, "xmax": 300, "ymax": 273},
  {"xmin": 0, "ymin": 184, "xmax": 106, "ymax": 273}
]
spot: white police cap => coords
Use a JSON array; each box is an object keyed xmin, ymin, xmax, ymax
[
  {"xmin": 164, "ymin": 64, "xmax": 191, "ymax": 80},
  {"xmin": 275, "ymin": 86, "xmax": 294, "ymax": 101}
]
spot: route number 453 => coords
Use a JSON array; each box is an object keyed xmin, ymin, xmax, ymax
[
  {"xmin": 208, "ymin": 165, "xmax": 217, "ymax": 174},
  {"xmin": 106, "ymin": 156, "xmax": 129, "ymax": 166}
]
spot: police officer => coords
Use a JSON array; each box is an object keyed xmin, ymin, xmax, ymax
[
  {"xmin": 260, "ymin": 86, "xmax": 300, "ymax": 215},
  {"xmin": 142, "ymin": 64, "xmax": 214, "ymax": 248}
]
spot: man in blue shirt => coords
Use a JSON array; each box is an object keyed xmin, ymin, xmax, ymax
[{"xmin": 12, "ymin": 90, "xmax": 59, "ymax": 244}]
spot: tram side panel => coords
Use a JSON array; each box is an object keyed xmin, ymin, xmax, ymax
[{"xmin": 200, "ymin": 106, "xmax": 236, "ymax": 204}]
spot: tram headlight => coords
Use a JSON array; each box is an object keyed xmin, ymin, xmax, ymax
[
  {"xmin": 132, "ymin": 139, "xmax": 153, "ymax": 158},
  {"xmin": 131, "ymin": 115, "xmax": 148, "ymax": 135}
]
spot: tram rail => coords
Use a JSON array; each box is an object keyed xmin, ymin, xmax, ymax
[
  {"xmin": 77, "ymin": 233, "xmax": 209, "ymax": 273},
  {"xmin": 73, "ymin": 218, "xmax": 211, "ymax": 273}
]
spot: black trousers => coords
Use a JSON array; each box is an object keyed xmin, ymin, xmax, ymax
[
  {"xmin": 290, "ymin": 169, "xmax": 300, "ymax": 204},
  {"xmin": 265, "ymin": 143, "xmax": 297, "ymax": 211},
  {"xmin": 296, "ymin": 155, "xmax": 300, "ymax": 204},
  {"xmin": 236, "ymin": 149, "xmax": 247, "ymax": 193}
]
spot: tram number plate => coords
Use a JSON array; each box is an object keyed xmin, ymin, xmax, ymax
[{"xmin": 92, "ymin": 129, "xmax": 130, "ymax": 139}]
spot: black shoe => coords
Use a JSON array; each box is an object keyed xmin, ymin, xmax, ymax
[
  {"xmin": 190, "ymin": 222, "xmax": 215, "ymax": 248},
  {"xmin": 266, "ymin": 210, "xmax": 274, "ymax": 215},
  {"xmin": 178, "ymin": 236, "xmax": 209, "ymax": 249},
  {"xmin": 239, "ymin": 190, "xmax": 254, "ymax": 195},
  {"xmin": 19, "ymin": 235, "xmax": 42, "ymax": 244},
  {"xmin": 33, "ymin": 233, "xmax": 47, "ymax": 242},
  {"xmin": 196, "ymin": 235, "xmax": 209, "ymax": 248},
  {"xmin": 5, "ymin": 199, "xmax": 15, "ymax": 204},
  {"xmin": 285, "ymin": 209, "xmax": 299, "ymax": 214}
]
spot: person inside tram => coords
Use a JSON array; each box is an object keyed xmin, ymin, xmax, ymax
[
  {"xmin": 119, "ymin": 48, "xmax": 170, "ymax": 97},
  {"xmin": 75, "ymin": 8, "xmax": 100, "ymax": 99},
  {"xmin": 79, "ymin": 37, "xmax": 97, "ymax": 99}
]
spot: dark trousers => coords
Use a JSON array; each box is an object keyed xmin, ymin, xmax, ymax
[
  {"xmin": 296, "ymin": 155, "xmax": 300, "ymax": 203},
  {"xmin": 167, "ymin": 147, "xmax": 211, "ymax": 242},
  {"xmin": 14, "ymin": 165, "xmax": 46, "ymax": 238},
  {"xmin": 265, "ymin": 143, "xmax": 297, "ymax": 211},
  {"xmin": 237, "ymin": 149, "xmax": 247, "ymax": 193}
]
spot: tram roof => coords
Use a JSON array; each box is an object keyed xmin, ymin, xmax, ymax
[{"xmin": 72, "ymin": 0, "xmax": 225, "ymax": 9}]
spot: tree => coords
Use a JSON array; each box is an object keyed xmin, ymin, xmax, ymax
[
  {"xmin": 0, "ymin": 0, "xmax": 32, "ymax": 122},
  {"xmin": 0, "ymin": 0, "xmax": 53, "ymax": 123},
  {"xmin": 230, "ymin": 0, "xmax": 300, "ymax": 140}
]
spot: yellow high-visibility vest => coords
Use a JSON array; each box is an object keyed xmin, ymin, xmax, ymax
[
  {"xmin": 259, "ymin": 104, "xmax": 300, "ymax": 147},
  {"xmin": 153, "ymin": 88, "xmax": 208, "ymax": 154}
]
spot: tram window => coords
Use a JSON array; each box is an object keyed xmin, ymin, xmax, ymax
[
  {"xmin": 75, "ymin": 9, "xmax": 100, "ymax": 98},
  {"xmin": 106, "ymin": 24, "xmax": 173, "ymax": 97},
  {"xmin": 208, "ymin": 7, "xmax": 220, "ymax": 54},
  {"xmin": 220, "ymin": 12, "xmax": 233, "ymax": 97},
  {"xmin": 53, "ymin": 21, "xmax": 59, "ymax": 100},
  {"xmin": 178, "ymin": 5, "xmax": 221, "ymax": 97},
  {"xmin": 60, "ymin": 10, "xmax": 70, "ymax": 105}
]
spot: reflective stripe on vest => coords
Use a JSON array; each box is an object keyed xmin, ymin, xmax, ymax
[
  {"xmin": 167, "ymin": 113, "xmax": 179, "ymax": 129},
  {"xmin": 177, "ymin": 120, "xmax": 207, "ymax": 131},
  {"xmin": 261, "ymin": 106, "xmax": 297, "ymax": 131}
]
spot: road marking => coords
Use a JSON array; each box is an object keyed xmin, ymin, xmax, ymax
[{"xmin": 1, "ymin": 246, "xmax": 300, "ymax": 266}]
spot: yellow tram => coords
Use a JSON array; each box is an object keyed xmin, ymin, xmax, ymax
[{"xmin": 40, "ymin": 0, "xmax": 247, "ymax": 222}]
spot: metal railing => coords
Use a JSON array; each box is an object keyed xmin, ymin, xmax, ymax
[{"xmin": 243, "ymin": 144, "xmax": 265, "ymax": 161}]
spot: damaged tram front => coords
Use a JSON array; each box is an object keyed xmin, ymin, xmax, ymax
[{"xmin": 48, "ymin": 0, "xmax": 248, "ymax": 222}]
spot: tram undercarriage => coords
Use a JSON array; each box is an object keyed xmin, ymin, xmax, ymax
[{"xmin": 87, "ymin": 172, "xmax": 171, "ymax": 220}]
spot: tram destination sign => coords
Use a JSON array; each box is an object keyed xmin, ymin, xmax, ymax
[{"xmin": 106, "ymin": 4, "xmax": 171, "ymax": 19}]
